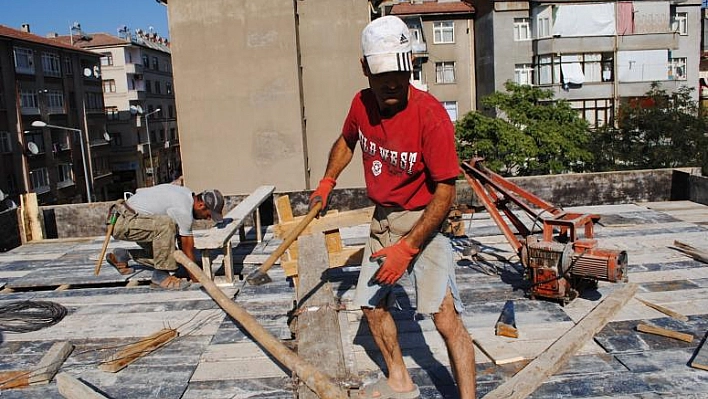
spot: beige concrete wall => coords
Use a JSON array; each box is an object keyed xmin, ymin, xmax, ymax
[
  {"xmin": 297, "ymin": 0, "xmax": 369, "ymax": 189},
  {"xmin": 166, "ymin": 0, "xmax": 369, "ymax": 195}
]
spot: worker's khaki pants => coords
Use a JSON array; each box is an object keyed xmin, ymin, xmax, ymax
[{"xmin": 112, "ymin": 213, "xmax": 178, "ymax": 271}]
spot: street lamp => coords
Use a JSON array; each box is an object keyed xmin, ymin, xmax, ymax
[
  {"xmin": 143, "ymin": 108, "xmax": 161, "ymax": 186},
  {"xmin": 31, "ymin": 120, "xmax": 92, "ymax": 203}
]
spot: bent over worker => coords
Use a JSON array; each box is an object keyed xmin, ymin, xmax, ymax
[
  {"xmin": 106, "ymin": 184, "xmax": 224, "ymax": 290},
  {"xmin": 309, "ymin": 16, "xmax": 476, "ymax": 399}
]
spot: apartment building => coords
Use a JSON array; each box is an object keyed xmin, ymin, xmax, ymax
[
  {"xmin": 0, "ymin": 24, "xmax": 111, "ymax": 205},
  {"xmin": 473, "ymin": 0, "xmax": 701, "ymax": 128},
  {"xmin": 381, "ymin": 0, "xmax": 476, "ymax": 121},
  {"xmin": 53, "ymin": 29, "xmax": 181, "ymax": 195}
]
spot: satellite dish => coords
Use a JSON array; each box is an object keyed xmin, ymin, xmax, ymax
[
  {"xmin": 136, "ymin": 105, "xmax": 144, "ymax": 114},
  {"xmin": 103, "ymin": 132, "xmax": 111, "ymax": 141},
  {"xmin": 93, "ymin": 65, "xmax": 101, "ymax": 78},
  {"xmin": 129, "ymin": 105, "xmax": 138, "ymax": 115},
  {"xmin": 27, "ymin": 142, "xmax": 39, "ymax": 155},
  {"xmin": 83, "ymin": 67, "xmax": 92, "ymax": 77}
]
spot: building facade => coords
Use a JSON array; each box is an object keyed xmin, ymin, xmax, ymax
[
  {"xmin": 0, "ymin": 24, "xmax": 111, "ymax": 205},
  {"xmin": 55, "ymin": 29, "xmax": 181, "ymax": 196},
  {"xmin": 473, "ymin": 0, "xmax": 702, "ymax": 128},
  {"xmin": 384, "ymin": 0, "xmax": 477, "ymax": 122}
]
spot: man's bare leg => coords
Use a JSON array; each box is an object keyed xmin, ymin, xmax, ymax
[
  {"xmin": 360, "ymin": 306, "xmax": 417, "ymax": 396},
  {"xmin": 433, "ymin": 291, "xmax": 476, "ymax": 399}
]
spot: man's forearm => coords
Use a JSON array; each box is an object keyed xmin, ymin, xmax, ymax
[
  {"xmin": 323, "ymin": 136, "xmax": 354, "ymax": 180},
  {"xmin": 402, "ymin": 179, "xmax": 455, "ymax": 250}
]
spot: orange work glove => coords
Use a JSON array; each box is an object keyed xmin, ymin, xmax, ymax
[
  {"xmin": 369, "ymin": 239, "xmax": 420, "ymax": 286},
  {"xmin": 309, "ymin": 177, "xmax": 336, "ymax": 217}
]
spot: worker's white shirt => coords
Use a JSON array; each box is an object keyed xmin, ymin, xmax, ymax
[{"xmin": 126, "ymin": 184, "xmax": 194, "ymax": 236}]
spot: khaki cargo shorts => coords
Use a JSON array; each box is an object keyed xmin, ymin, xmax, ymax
[{"xmin": 353, "ymin": 205, "xmax": 464, "ymax": 315}]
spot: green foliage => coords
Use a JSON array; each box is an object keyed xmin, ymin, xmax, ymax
[
  {"xmin": 455, "ymin": 82, "xmax": 592, "ymax": 176},
  {"xmin": 607, "ymin": 82, "xmax": 708, "ymax": 170}
]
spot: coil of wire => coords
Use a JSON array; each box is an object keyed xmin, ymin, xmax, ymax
[{"xmin": 0, "ymin": 300, "xmax": 68, "ymax": 333}]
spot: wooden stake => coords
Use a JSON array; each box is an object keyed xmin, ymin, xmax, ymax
[
  {"xmin": 636, "ymin": 323, "xmax": 694, "ymax": 343},
  {"xmin": 636, "ymin": 297, "xmax": 689, "ymax": 322},
  {"xmin": 29, "ymin": 341, "xmax": 74, "ymax": 385},
  {"xmin": 99, "ymin": 328, "xmax": 178, "ymax": 373}
]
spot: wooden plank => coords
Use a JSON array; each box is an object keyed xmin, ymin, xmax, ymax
[
  {"xmin": 56, "ymin": 372, "xmax": 109, "ymax": 399},
  {"xmin": 690, "ymin": 332, "xmax": 708, "ymax": 371},
  {"xmin": 0, "ymin": 370, "xmax": 30, "ymax": 389},
  {"xmin": 495, "ymin": 300, "xmax": 518, "ymax": 338},
  {"xmin": 20, "ymin": 193, "xmax": 43, "ymax": 242},
  {"xmin": 635, "ymin": 297, "xmax": 689, "ymax": 322},
  {"xmin": 100, "ymin": 328, "xmax": 178, "ymax": 372},
  {"xmin": 275, "ymin": 194, "xmax": 294, "ymax": 223},
  {"xmin": 484, "ymin": 283, "xmax": 638, "ymax": 399},
  {"xmin": 282, "ymin": 246, "xmax": 363, "ymax": 277},
  {"xmin": 296, "ymin": 233, "xmax": 348, "ymax": 399},
  {"xmin": 29, "ymin": 341, "xmax": 74, "ymax": 384},
  {"xmin": 273, "ymin": 207, "xmax": 374, "ymax": 238},
  {"xmin": 636, "ymin": 323, "xmax": 694, "ymax": 343}
]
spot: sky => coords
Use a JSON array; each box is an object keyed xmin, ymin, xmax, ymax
[{"xmin": 0, "ymin": 0, "xmax": 170, "ymax": 39}]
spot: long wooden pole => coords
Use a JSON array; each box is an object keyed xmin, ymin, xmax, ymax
[{"xmin": 173, "ymin": 250, "xmax": 347, "ymax": 399}]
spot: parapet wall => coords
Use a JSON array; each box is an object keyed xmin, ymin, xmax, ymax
[{"xmin": 2, "ymin": 168, "xmax": 704, "ymax": 248}]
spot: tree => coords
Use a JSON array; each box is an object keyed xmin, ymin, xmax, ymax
[
  {"xmin": 610, "ymin": 82, "xmax": 708, "ymax": 170},
  {"xmin": 456, "ymin": 82, "xmax": 592, "ymax": 176}
]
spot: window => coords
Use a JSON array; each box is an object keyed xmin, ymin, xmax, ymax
[
  {"xmin": 142, "ymin": 54, "xmax": 149, "ymax": 67},
  {"xmin": 29, "ymin": 167, "xmax": 50, "ymax": 193},
  {"xmin": 435, "ymin": 62, "xmax": 456, "ymax": 84},
  {"xmin": 102, "ymin": 79, "xmax": 116, "ymax": 93},
  {"xmin": 152, "ymin": 56, "xmax": 159, "ymax": 70},
  {"xmin": 672, "ymin": 12, "xmax": 688, "ymax": 35},
  {"xmin": 85, "ymin": 92, "xmax": 104, "ymax": 112},
  {"xmin": 145, "ymin": 80, "xmax": 152, "ymax": 93},
  {"xmin": 536, "ymin": 55, "xmax": 561, "ymax": 85},
  {"xmin": 154, "ymin": 81, "xmax": 161, "ymax": 94},
  {"xmin": 64, "ymin": 57, "xmax": 73, "ymax": 75},
  {"xmin": 0, "ymin": 131, "xmax": 11, "ymax": 153},
  {"xmin": 13, "ymin": 47, "xmax": 34, "ymax": 74},
  {"xmin": 168, "ymin": 105, "xmax": 175, "ymax": 118},
  {"xmin": 45, "ymin": 90, "xmax": 65, "ymax": 113},
  {"xmin": 514, "ymin": 64, "xmax": 533, "ymax": 85},
  {"xmin": 669, "ymin": 57, "xmax": 687, "ymax": 80},
  {"xmin": 166, "ymin": 82, "xmax": 173, "ymax": 95},
  {"xmin": 100, "ymin": 52, "xmax": 113, "ymax": 66},
  {"xmin": 57, "ymin": 163, "xmax": 74, "ymax": 187},
  {"xmin": 570, "ymin": 98, "xmax": 614, "ymax": 129},
  {"xmin": 105, "ymin": 106, "xmax": 119, "ymax": 120},
  {"xmin": 442, "ymin": 101, "xmax": 458, "ymax": 121},
  {"xmin": 19, "ymin": 90, "xmax": 39, "ymax": 112},
  {"xmin": 433, "ymin": 21, "xmax": 455, "ymax": 44},
  {"xmin": 41, "ymin": 53, "xmax": 61, "ymax": 77},
  {"xmin": 514, "ymin": 18, "xmax": 531, "ymax": 41}
]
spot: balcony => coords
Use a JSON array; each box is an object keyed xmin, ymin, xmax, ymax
[
  {"xmin": 125, "ymin": 63, "xmax": 144, "ymax": 75},
  {"xmin": 127, "ymin": 89, "xmax": 146, "ymax": 102}
]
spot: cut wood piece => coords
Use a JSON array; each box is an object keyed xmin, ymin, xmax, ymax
[
  {"xmin": 282, "ymin": 246, "xmax": 363, "ymax": 277},
  {"xmin": 485, "ymin": 283, "xmax": 638, "ymax": 399},
  {"xmin": 473, "ymin": 339, "xmax": 524, "ymax": 365},
  {"xmin": 636, "ymin": 323, "xmax": 694, "ymax": 343},
  {"xmin": 495, "ymin": 300, "xmax": 518, "ymax": 338},
  {"xmin": 672, "ymin": 240, "xmax": 708, "ymax": 264},
  {"xmin": 56, "ymin": 372, "xmax": 109, "ymax": 399},
  {"xmin": 99, "ymin": 328, "xmax": 178, "ymax": 372},
  {"xmin": 20, "ymin": 192, "xmax": 43, "ymax": 242},
  {"xmin": 635, "ymin": 297, "xmax": 689, "ymax": 322},
  {"xmin": 0, "ymin": 370, "xmax": 30, "ymax": 389},
  {"xmin": 275, "ymin": 194, "xmax": 294, "ymax": 223},
  {"xmin": 29, "ymin": 341, "xmax": 74, "ymax": 385},
  {"xmin": 690, "ymin": 331, "xmax": 708, "ymax": 371}
]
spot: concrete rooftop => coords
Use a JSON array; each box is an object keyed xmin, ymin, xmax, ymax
[{"xmin": 0, "ymin": 200, "xmax": 707, "ymax": 398}]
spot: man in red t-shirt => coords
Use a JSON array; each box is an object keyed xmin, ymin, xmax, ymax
[{"xmin": 309, "ymin": 15, "xmax": 476, "ymax": 399}]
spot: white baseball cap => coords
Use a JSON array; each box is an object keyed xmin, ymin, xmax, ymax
[{"xmin": 361, "ymin": 16, "xmax": 413, "ymax": 75}]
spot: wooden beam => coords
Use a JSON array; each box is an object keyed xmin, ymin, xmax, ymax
[
  {"xmin": 29, "ymin": 341, "xmax": 74, "ymax": 385},
  {"xmin": 296, "ymin": 233, "xmax": 350, "ymax": 399},
  {"xmin": 635, "ymin": 297, "xmax": 689, "ymax": 322},
  {"xmin": 673, "ymin": 240, "xmax": 708, "ymax": 264},
  {"xmin": 282, "ymin": 246, "xmax": 364, "ymax": 277},
  {"xmin": 20, "ymin": 193, "xmax": 43, "ymax": 242},
  {"xmin": 56, "ymin": 372, "xmax": 109, "ymax": 399},
  {"xmin": 273, "ymin": 207, "xmax": 374, "ymax": 238},
  {"xmin": 484, "ymin": 283, "xmax": 637, "ymax": 399},
  {"xmin": 99, "ymin": 328, "xmax": 178, "ymax": 373},
  {"xmin": 0, "ymin": 370, "xmax": 30, "ymax": 389},
  {"xmin": 636, "ymin": 323, "xmax": 694, "ymax": 343}
]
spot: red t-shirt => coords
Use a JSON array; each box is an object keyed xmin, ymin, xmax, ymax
[{"xmin": 342, "ymin": 86, "xmax": 459, "ymax": 210}]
